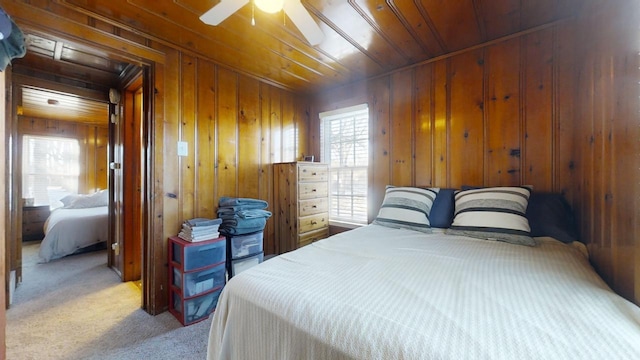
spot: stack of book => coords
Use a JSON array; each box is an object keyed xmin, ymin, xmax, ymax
[{"xmin": 178, "ymin": 217, "xmax": 223, "ymax": 242}]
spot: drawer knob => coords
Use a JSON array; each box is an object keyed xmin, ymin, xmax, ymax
[
  {"xmin": 311, "ymin": 172, "xmax": 317, "ymax": 176},
  {"xmin": 310, "ymin": 220, "xmax": 317, "ymax": 225},
  {"xmin": 311, "ymin": 188, "xmax": 317, "ymax": 192}
]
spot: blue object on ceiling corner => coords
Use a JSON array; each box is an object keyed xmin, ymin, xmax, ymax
[
  {"xmin": 0, "ymin": 7, "xmax": 26, "ymax": 72},
  {"xmin": 0, "ymin": 8, "xmax": 11, "ymax": 40}
]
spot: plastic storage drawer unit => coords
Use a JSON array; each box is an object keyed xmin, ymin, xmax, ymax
[
  {"xmin": 171, "ymin": 236, "xmax": 226, "ymax": 271},
  {"xmin": 170, "ymin": 287, "xmax": 222, "ymax": 326},
  {"xmin": 172, "ymin": 261, "xmax": 225, "ymax": 298},
  {"xmin": 229, "ymin": 252, "xmax": 264, "ymax": 277},
  {"xmin": 229, "ymin": 231, "xmax": 264, "ymax": 259}
]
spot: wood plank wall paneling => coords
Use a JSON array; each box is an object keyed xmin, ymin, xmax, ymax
[
  {"xmin": 449, "ymin": 50, "xmax": 484, "ymax": 188},
  {"xmin": 17, "ymin": 117, "xmax": 109, "ymax": 194},
  {"xmin": 1, "ymin": 70, "xmax": 7, "ymax": 359},
  {"xmin": 390, "ymin": 70, "xmax": 414, "ymax": 186},
  {"xmin": 195, "ymin": 59, "xmax": 217, "ymax": 218},
  {"xmin": 523, "ymin": 29, "xmax": 554, "ymax": 192},
  {"xmin": 159, "ymin": 56, "xmax": 309, "ymax": 272},
  {"xmin": 311, "ymin": 0, "xmax": 640, "ymax": 306},
  {"xmin": 413, "ymin": 63, "xmax": 433, "ymax": 188},
  {"xmin": 569, "ymin": 0, "xmax": 640, "ymax": 303},
  {"xmin": 485, "ymin": 38, "xmax": 522, "ymax": 186}
]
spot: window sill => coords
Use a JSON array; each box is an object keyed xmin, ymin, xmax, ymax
[{"xmin": 328, "ymin": 220, "xmax": 366, "ymax": 229}]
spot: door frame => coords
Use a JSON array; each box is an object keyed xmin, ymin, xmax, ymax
[
  {"xmin": 4, "ymin": 2, "xmax": 168, "ymax": 315},
  {"xmin": 6, "ymin": 37, "xmax": 158, "ymax": 315}
]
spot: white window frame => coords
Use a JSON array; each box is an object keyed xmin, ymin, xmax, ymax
[{"xmin": 320, "ymin": 104, "xmax": 369, "ymax": 227}]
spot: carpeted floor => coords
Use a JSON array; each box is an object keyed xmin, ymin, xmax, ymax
[{"xmin": 6, "ymin": 242, "xmax": 213, "ymax": 360}]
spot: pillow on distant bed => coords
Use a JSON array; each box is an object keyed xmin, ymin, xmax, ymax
[
  {"xmin": 446, "ymin": 186, "xmax": 536, "ymax": 246},
  {"xmin": 65, "ymin": 190, "xmax": 109, "ymax": 209},
  {"xmin": 59, "ymin": 194, "xmax": 80, "ymax": 207},
  {"xmin": 372, "ymin": 186, "xmax": 439, "ymax": 233},
  {"xmin": 429, "ymin": 188, "xmax": 456, "ymax": 228},
  {"xmin": 526, "ymin": 192, "xmax": 578, "ymax": 243}
]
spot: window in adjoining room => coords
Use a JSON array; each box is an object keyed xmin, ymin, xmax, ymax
[
  {"xmin": 320, "ymin": 104, "xmax": 369, "ymax": 226},
  {"xmin": 22, "ymin": 135, "xmax": 80, "ymax": 208}
]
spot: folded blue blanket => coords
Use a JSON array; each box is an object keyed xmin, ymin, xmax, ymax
[
  {"xmin": 220, "ymin": 216, "xmax": 267, "ymax": 235},
  {"xmin": 219, "ymin": 197, "xmax": 268, "ymax": 209},
  {"xmin": 218, "ymin": 209, "xmax": 272, "ymax": 219}
]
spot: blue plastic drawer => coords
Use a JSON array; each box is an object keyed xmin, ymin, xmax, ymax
[
  {"xmin": 229, "ymin": 252, "xmax": 263, "ymax": 277},
  {"xmin": 171, "ymin": 287, "xmax": 222, "ymax": 326},
  {"xmin": 173, "ymin": 262, "xmax": 226, "ymax": 298},
  {"xmin": 228, "ymin": 231, "xmax": 263, "ymax": 259},
  {"xmin": 172, "ymin": 237, "xmax": 226, "ymax": 271}
]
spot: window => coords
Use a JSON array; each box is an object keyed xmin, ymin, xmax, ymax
[
  {"xmin": 320, "ymin": 104, "xmax": 369, "ymax": 226},
  {"xmin": 22, "ymin": 135, "xmax": 80, "ymax": 207}
]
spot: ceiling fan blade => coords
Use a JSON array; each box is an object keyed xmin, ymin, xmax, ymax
[
  {"xmin": 283, "ymin": 0, "xmax": 324, "ymax": 46},
  {"xmin": 200, "ymin": 0, "xmax": 250, "ymax": 26}
]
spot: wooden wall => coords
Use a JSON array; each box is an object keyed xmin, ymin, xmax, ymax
[
  {"xmin": 17, "ymin": 117, "xmax": 109, "ymax": 194},
  {"xmin": 566, "ymin": 0, "xmax": 640, "ymax": 304},
  {"xmin": 157, "ymin": 50, "xmax": 309, "ymax": 258},
  {"xmin": 311, "ymin": 1, "xmax": 640, "ymax": 306},
  {"xmin": 311, "ymin": 25, "xmax": 570, "ymax": 222},
  {"xmin": 146, "ymin": 47, "xmax": 309, "ymax": 311},
  {"xmin": 1, "ymin": 65, "xmax": 7, "ymax": 360}
]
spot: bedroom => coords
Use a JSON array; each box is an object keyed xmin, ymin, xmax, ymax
[{"xmin": 0, "ymin": 0, "xmax": 639, "ymax": 358}]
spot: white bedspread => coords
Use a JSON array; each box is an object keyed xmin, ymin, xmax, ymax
[
  {"xmin": 208, "ymin": 224, "xmax": 640, "ymax": 360},
  {"xmin": 38, "ymin": 206, "xmax": 108, "ymax": 263}
]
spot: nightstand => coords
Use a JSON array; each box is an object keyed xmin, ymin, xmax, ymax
[{"xmin": 22, "ymin": 205, "xmax": 50, "ymax": 241}]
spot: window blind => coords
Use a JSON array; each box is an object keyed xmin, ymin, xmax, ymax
[{"xmin": 22, "ymin": 135, "xmax": 80, "ymax": 207}]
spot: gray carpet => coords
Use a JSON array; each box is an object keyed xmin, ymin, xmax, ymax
[{"xmin": 6, "ymin": 242, "xmax": 212, "ymax": 360}]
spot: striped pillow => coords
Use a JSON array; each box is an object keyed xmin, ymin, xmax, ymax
[
  {"xmin": 373, "ymin": 186, "xmax": 439, "ymax": 233},
  {"xmin": 446, "ymin": 186, "xmax": 536, "ymax": 246}
]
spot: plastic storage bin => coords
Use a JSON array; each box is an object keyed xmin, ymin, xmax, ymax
[
  {"xmin": 228, "ymin": 231, "xmax": 264, "ymax": 259},
  {"xmin": 171, "ymin": 236, "xmax": 226, "ymax": 271},
  {"xmin": 172, "ymin": 261, "xmax": 225, "ymax": 298},
  {"xmin": 170, "ymin": 287, "xmax": 222, "ymax": 326},
  {"xmin": 229, "ymin": 252, "xmax": 264, "ymax": 277}
]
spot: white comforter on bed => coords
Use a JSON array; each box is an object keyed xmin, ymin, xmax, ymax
[
  {"xmin": 38, "ymin": 206, "xmax": 108, "ymax": 263},
  {"xmin": 208, "ymin": 224, "xmax": 640, "ymax": 360}
]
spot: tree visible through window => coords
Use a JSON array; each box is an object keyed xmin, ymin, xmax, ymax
[
  {"xmin": 22, "ymin": 135, "xmax": 80, "ymax": 207},
  {"xmin": 320, "ymin": 104, "xmax": 369, "ymax": 225}
]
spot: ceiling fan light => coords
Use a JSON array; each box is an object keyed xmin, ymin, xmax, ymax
[{"xmin": 254, "ymin": 0, "xmax": 284, "ymax": 14}]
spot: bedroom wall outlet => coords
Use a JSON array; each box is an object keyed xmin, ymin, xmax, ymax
[{"xmin": 177, "ymin": 141, "xmax": 188, "ymax": 157}]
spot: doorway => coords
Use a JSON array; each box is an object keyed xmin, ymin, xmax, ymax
[{"xmin": 9, "ymin": 32, "xmax": 150, "ymax": 310}]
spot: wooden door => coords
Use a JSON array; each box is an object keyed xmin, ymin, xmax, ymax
[
  {"xmin": 108, "ymin": 74, "xmax": 144, "ymax": 282},
  {"xmin": 108, "ymin": 89, "xmax": 124, "ymax": 276},
  {"xmin": 121, "ymin": 80, "xmax": 143, "ymax": 282}
]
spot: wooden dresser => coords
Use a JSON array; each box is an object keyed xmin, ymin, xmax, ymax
[
  {"xmin": 22, "ymin": 205, "xmax": 50, "ymax": 241},
  {"xmin": 274, "ymin": 162, "xmax": 329, "ymax": 253}
]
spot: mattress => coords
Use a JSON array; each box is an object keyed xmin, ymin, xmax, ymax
[
  {"xmin": 207, "ymin": 224, "xmax": 640, "ymax": 359},
  {"xmin": 38, "ymin": 206, "xmax": 108, "ymax": 262}
]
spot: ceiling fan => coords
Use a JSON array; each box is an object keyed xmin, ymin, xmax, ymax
[{"xmin": 200, "ymin": 0, "xmax": 324, "ymax": 46}]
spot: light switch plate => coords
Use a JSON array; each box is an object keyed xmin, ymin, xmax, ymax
[{"xmin": 177, "ymin": 141, "xmax": 188, "ymax": 156}]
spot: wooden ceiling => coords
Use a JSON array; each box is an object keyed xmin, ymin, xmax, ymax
[
  {"xmin": 10, "ymin": 0, "xmax": 585, "ymax": 95},
  {"xmin": 20, "ymin": 86, "xmax": 109, "ymax": 125}
]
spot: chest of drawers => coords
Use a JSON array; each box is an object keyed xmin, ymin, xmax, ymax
[{"xmin": 274, "ymin": 162, "xmax": 329, "ymax": 253}]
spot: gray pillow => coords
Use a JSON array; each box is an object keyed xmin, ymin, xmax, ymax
[
  {"xmin": 446, "ymin": 186, "xmax": 536, "ymax": 246},
  {"xmin": 373, "ymin": 186, "xmax": 439, "ymax": 233}
]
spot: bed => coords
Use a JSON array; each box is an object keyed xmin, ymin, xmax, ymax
[
  {"xmin": 207, "ymin": 186, "xmax": 640, "ymax": 359},
  {"xmin": 38, "ymin": 190, "xmax": 109, "ymax": 263}
]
